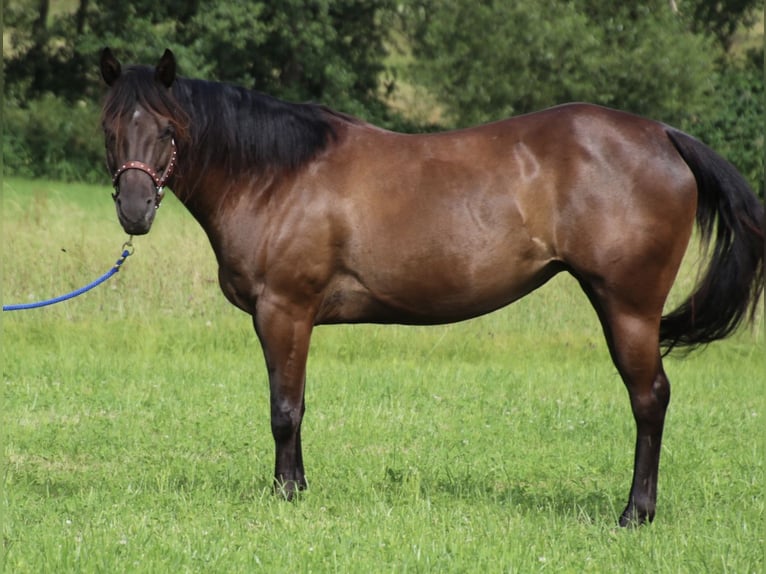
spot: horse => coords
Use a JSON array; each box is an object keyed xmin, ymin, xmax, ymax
[{"xmin": 99, "ymin": 48, "xmax": 763, "ymax": 526}]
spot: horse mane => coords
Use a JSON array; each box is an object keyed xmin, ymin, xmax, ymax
[{"xmin": 102, "ymin": 65, "xmax": 355, "ymax": 176}]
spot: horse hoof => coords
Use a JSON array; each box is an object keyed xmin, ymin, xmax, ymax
[
  {"xmin": 618, "ymin": 505, "xmax": 654, "ymax": 527},
  {"xmin": 273, "ymin": 478, "xmax": 307, "ymax": 501}
]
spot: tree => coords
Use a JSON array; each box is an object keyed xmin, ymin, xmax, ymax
[
  {"xmin": 3, "ymin": 0, "xmax": 400, "ymax": 123},
  {"xmin": 408, "ymin": 0, "xmax": 718, "ymax": 127},
  {"xmin": 4, "ymin": 0, "xmax": 192, "ymax": 103},
  {"xmin": 407, "ymin": 0, "xmax": 599, "ymax": 125},
  {"xmin": 683, "ymin": 46, "xmax": 764, "ymax": 196},
  {"xmin": 176, "ymin": 0, "xmax": 398, "ymax": 122},
  {"xmin": 684, "ymin": 0, "xmax": 761, "ymax": 52}
]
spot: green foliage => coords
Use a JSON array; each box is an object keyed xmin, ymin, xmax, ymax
[
  {"xmin": 409, "ymin": 0, "xmax": 717, "ymax": 127},
  {"xmin": 175, "ymin": 0, "xmax": 399, "ymax": 123},
  {"xmin": 3, "ymin": 95, "xmax": 104, "ymax": 183},
  {"xmin": 4, "ymin": 0, "xmax": 399, "ymax": 121},
  {"xmin": 682, "ymin": 48, "xmax": 765, "ymax": 197},
  {"xmin": 408, "ymin": 0, "xmax": 600, "ymax": 123},
  {"xmin": 685, "ymin": 0, "xmax": 761, "ymax": 51},
  {"xmin": 589, "ymin": 4, "xmax": 717, "ymax": 124}
]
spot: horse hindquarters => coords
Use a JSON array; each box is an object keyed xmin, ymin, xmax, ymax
[{"xmin": 560, "ymin": 127, "xmax": 699, "ymax": 525}]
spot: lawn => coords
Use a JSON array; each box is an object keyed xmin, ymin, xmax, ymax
[{"xmin": 2, "ymin": 178, "xmax": 763, "ymax": 572}]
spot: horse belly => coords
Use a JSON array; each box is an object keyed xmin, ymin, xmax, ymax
[{"xmin": 316, "ymin": 243, "xmax": 560, "ymax": 325}]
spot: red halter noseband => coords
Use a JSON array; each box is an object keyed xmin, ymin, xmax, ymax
[{"xmin": 111, "ymin": 138, "xmax": 178, "ymax": 207}]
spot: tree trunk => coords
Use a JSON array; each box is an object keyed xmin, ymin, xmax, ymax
[
  {"xmin": 76, "ymin": 0, "xmax": 90, "ymax": 34},
  {"xmin": 32, "ymin": 0, "xmax": 50, "ymax": 40}
]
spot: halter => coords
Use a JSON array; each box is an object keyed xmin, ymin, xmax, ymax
[{"xmin": 111, "ymin": 138, "xmax": 178, "ymax": 207}]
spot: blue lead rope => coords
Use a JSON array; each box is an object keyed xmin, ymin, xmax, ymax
[{"xmin": 3, "ymin": 242, "xmax": 134, "ymax": 312}]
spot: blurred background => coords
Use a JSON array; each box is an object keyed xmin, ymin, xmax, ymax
[{"xmin": 3, "ymin": 0, "xmax": 763, "ymax": 196}]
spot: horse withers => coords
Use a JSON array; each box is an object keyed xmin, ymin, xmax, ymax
[{"xmin": 100, "ymin": 48, "xmax": 764, "ymax": 526}]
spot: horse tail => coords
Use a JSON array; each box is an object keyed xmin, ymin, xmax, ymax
[{"xmin": 660, "ymin": 129, "xmax": 764, "ymax": 354}]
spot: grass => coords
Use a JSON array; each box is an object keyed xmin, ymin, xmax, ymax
[{"xmin": 2, "ymin": 178, "xmax": 764, "ymax": 572}]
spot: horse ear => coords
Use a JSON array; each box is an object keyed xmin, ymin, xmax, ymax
[
  {"xmin": 155, "ymin": 49, "xmax": 176, "ymax": 88},
  {"xmin": 100, "ymin": 47, "xmax": 121, "ymax": 86}
]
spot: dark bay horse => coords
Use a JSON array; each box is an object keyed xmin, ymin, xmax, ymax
[{"xmin": 99, "ymin": 48, "xmax": 763, "ymax": 526}]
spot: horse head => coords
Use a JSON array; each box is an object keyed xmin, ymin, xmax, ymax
[{"xmin": 100, "ymin": 47, "xmax": 180, "ymax": 235}]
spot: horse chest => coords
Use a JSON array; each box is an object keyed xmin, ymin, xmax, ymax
[{"xmin": 216, "ymin": 264, "xmax": 263, "ymax": 314}]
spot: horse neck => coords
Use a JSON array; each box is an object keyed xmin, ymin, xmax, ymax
[
  {"xmin": 168, "ymin": 103, "xmax": 267, "ymax": 225},
  {"xmin": 166, "ymin": 81, "xmax": 344, "ymax": 241},
  {"xmin": 173, "ymin": 160, "xmax": 265, "ymax": 220},
  {"xmin": 170, "ymin": 144, "xmax": 290, "ymax": 253}
]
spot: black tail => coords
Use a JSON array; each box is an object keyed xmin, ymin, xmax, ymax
[{"xmin": 660, "ymin": 129, "xmax": 764, "ymax": 354}]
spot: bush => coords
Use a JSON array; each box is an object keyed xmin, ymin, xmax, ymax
[
  {"xmin": 408, "ymin": 1, "xmax": 717, "ymax": 129},
  {"xmin": 681, "ymin": 49, "xmax": 764, "ymax": 197},
  {"xmin": 4, "ymin": 94, "xmax": 107, "ymax": 184}
]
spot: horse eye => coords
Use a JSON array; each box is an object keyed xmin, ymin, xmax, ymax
[{"xmin": 159, "ymin": 126, "xmax": 174, "ymax": 140}]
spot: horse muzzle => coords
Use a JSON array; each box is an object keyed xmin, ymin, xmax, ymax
[
  {"xmin": 112, "ymin": 173, "xmax": 162, "ymax": 235},
  {"xmin": 114, "ymin": 193, "xmax": 157, "ymax": 235}
]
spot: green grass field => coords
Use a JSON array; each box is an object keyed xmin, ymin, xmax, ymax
[{"xmin": 2, "ymin": 178, "xmax": 763, "ymax": 572}]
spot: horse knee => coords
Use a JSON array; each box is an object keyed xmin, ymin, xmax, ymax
[
  {"xmin": 630, "ymin": 372, "xmax": 670, "ymax": 424},
  {"xmin": 652, "ymin": 373, "xmax": 670, "ymax": 409}
]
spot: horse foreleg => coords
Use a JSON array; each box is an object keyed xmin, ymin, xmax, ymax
[{"xmin": 253, "ymin": 299, "xmax": 313, "ymax": 499}]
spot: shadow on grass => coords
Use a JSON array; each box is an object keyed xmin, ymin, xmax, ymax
[
  {"xmin": 377, "ymin": 464, "xmax": 623, "ymax": 524},
  {"xmin": 11, "ymin": 452, "xmax": 622, "ymax": 525}
]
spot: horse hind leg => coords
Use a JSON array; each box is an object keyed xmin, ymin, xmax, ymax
[
  {"xmin": 579, "ymin": 281, "xmax": 671, "ymax": 526},
  {"xmin": 615, "ymin": 323, "xmax": 670, "ymax": 527}
]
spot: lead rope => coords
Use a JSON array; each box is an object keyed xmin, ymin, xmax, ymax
[{"xmin": 3, "ymin": 239, "xmax": 134, "ymax": 312}]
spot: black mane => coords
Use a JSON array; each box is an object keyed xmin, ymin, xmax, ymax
[
  {"xmin": 173, "ymin": 75, "xmax": 347, "ymax": 174},
  {"xmin": 103, "ymin": 66, "xmax": 351, "ymax": 176}
]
